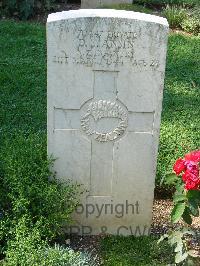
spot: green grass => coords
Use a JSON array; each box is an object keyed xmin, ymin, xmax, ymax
[
  {"xmin": 0, "ymin": 21, "xmax": 46, "ymax": 136},
  {"xmin": 0, "ymin": 21, "xmax": 47, "ymax": 190},
  {"xmin": 158, "ymin": 33, "xmax": 200, "ymax": 181},
  {"xmin": 0, "ymin": 21, "xmax": 199, "ymax": 185},
  {"xmin": 101, "ymin": 236, "xmax": 173, "ymax": 265}
]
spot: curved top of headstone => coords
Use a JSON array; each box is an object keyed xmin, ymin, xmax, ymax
[{"xmin": 47, "ymin": 9, "xmax": 168, "ymax": 26}]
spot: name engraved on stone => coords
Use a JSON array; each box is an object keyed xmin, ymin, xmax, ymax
[
  {"xmin": 77, "ymin": 30, "xmax": 137, "ymax": 49},
  {"xmin": 75, "ymin": 29, "xmax": 136, "ymax": 67},
  {"xmin": 81, "ymin": 100, "xmax": 128, "ymax": 142}
]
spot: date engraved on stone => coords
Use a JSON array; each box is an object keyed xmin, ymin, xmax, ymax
[
  {"xmin": 53, "ymin": 50, "xmax": 68, "ymax": 64},
  {"xmin": 81, "ymin": 100, "xmax": 128, "ymax": 142}
]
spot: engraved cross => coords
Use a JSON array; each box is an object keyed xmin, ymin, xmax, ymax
[{"xmin": 54, "ymin": 70, "xmax": 154, "ymax": 197}]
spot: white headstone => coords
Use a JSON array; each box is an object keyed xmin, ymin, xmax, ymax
[
  {"xmin": 47, "ymin": 9, "xmax": 168, "ymax": 236},
  {"xmin": 81, "ymin": 0, "xmax": 133, "ymax": 9}
]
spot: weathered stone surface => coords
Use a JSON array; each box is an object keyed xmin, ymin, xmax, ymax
[
  {"xmin": 81, "ymin": 0, "xmax": 133, "ymax": 9},
  {"xmin": 47, "ymin": 9, "xmax": 169, "ymax": 235}
]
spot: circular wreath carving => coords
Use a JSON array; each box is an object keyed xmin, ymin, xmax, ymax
[{"xmin": 81, "ymin": 100, "xmax": 128, "ymax": 142}]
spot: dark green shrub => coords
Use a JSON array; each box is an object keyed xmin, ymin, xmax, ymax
[
  {"xmin": 181, "ymin": 7, "xmax": 200, "ymax": 35},
  {"xmin": 4, "ymin": 216, "xmax": 97, "ymax": 266},
  {"xmin": 181, "ymin": 15, "xmax": 200, "ymax": 35},
  {"xmin": 162, "ymin": 4, "xmax": 200, "ymax": 34},
  {"xmin": 134, "ymin": 0, "xmax": 199, "ymax": 9},
  {"xmin": 1, "ymin": 0, "xmax": 56, "ymax": 20},
  {"xmin": 162, "ymin": 5, "xmax": 188, "ymax": 28},
  {"xmin": 0, "ymin": 133, "xmax": 80, "ymax": 260}
]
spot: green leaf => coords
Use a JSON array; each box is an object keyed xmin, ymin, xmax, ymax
[
  {"xmin": 173, "ymin": 193, "xmax": 187, "ymax": 203},
  {"xmin": 171, "ymin": 202, "xmax": 186, "ymax": 223},
  {"xmin": 175, "ymin": 252, "xmax": 188, "ymax": 264},
  {"xmin": 175, "ymin": 242, "xmax": 183, "ymax": 252},
  {"xmin": 168, "ymin": 231, "xmax": 183, "ymax": 246},
  {"xmin": 175, "ymin": 183, "xmax": 185, "ymax": 193},
  {"xmin": 188, "ymin": 198, "xmax": 199, "ymax": 217},
  {"xmin": 182, "ymin": 207, "xmax": 192, "ymax": 225},
  {"xmin": 163, "ymin": 173, "xmax": 179, "ymax": 186},
  {"xmin": 187, "ymin": 190, "xmax": 200, "ymax": 203}
]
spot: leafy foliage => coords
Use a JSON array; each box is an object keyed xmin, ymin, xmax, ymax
[
  {"xmin": 181, "ymin": 9, "xmax": 200, "ymax": 35},
  {"xmin": 158, "ymin": 228, "xmax": 195, "ymax": 264},
  {"xmin": 0, "ymin": 134, "xmax": 80, "ymax": 241},
  {"xmin": 171, "ymin": 202, "xmax": 186, "ymax": 223},
  {"xmin": 4, "ymin": 216, "xmax": 97, "ymax": 266},
  {"xmin": 1, "ymin": 0, "xmax": 56, "ymax": 19},
  {"xmin": 162, "ymin": 5, "xmax": 188, "ymax": 28},
  {"xmin": 162, "ymin": 4, "xmax": 200, "ymax": 34},
  {"xmin": 165, "ymin": 177, "xmax": 200, "ymax": 225},
  {"xmin": 134, "ymin": 0, "xmax": 199, "ymax": 9}
]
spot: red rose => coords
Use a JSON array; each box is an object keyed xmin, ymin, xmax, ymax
[
  {"xmin": 185, "ymin": 150, "xmax": 200, "ymax": 163},
  {"xmin": 185, "ymin": 160, "xmax": 199, "ymax": 174},
  {"xmin": 172, "ymin": 151, "xmax": 200, "ymax": 190},
  {"xmin": 185, "ymin": 179, "xmax": 200, "ymax": 190},
  {"xmin": 182, "ymin": 170, "xmax": 199, "ymax": 183},
  {"xmin": 173, "ymin": 158, "xmax": 186, "ymax": 175}
]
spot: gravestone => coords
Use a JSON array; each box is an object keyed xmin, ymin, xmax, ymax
[
  {"xmin": 47, "ymin": 9, "xmax": 168, "ymax": 235},
  {"xmin": 81, "ymin": 0, "xmax": 133, "ymax": 9}
]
